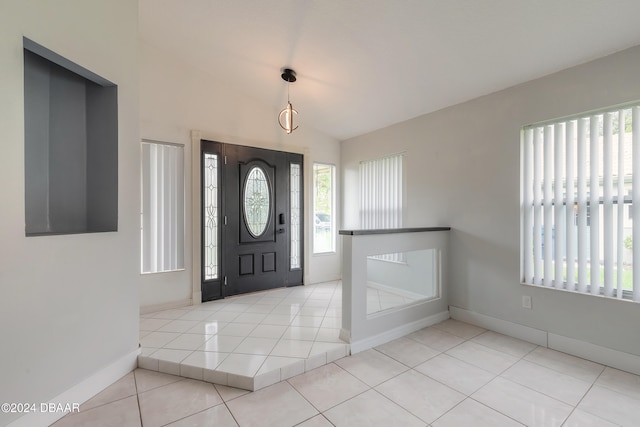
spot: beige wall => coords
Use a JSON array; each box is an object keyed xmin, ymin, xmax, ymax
[
  {"xmin": 342, "ymin": 45, "xmax": 640, "ymax": 357},
  {"xmin": 139, "ymin": 41, "xmax": 342, "ymax": 308},
  {"xmin": 0, "ymin": 1, "xmax": 140, "ymax": 424}
]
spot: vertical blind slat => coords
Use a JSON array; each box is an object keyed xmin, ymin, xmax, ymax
[
  {"xmin": 141, "ymin": 143, "xmax": 151, "ymax": 273},
  {"xmin": 543, "ymin": 126, "xmax": 553, "ymax": 287},
  {"xmin": 577, "ymin": 118, "xmax": 588, "ymax": 293},
  {"xmin": 554, "ymin": 123, "xmax": 565, "ymax": 289},
  {"xmin": 565, "ymin": 121, "xmax": 576, "ymax": 291},
  {"xmin": 590, "ymin": 116, "xmax": 601, "ymax": 295},
  {"xmin": 177, "ymin": 147, "xmax": 185, "ymax": 268},
  {"xmin": 150, "ymin": 144, "xmax": 158, "ymax": 273},
  {"xmin": 533, "ymin": 128, "xmax": 543, "ymax": 285},
  {"xmin": 602, "ymin": 113, "xmax": 614, "ymax": 297},
  {"xmin": 616, "ymin": 110, "xmax": 625, "ymax": 299},
  {"xmin": 523, "ymin": 129, "xmax": 533, "ymax": 283},
  {"xmin": 633, "ymin": 107, "xmax": 640, "ymax": 301}
]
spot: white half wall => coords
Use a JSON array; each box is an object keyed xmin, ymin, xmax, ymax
[
  {"xmin": 341, "ymin": 45, "xmax": 640, "ymax": 358},
  {"xmin": 139, "ymin": 41, "xmax": 342, "ymax": 308},
  {"xmin": 341, "ymin": 230, "xmax": 450, "ymax": 352},
  {"xmin": 0, "ymin": 1, "xmax": 140, "ymax": 425}
]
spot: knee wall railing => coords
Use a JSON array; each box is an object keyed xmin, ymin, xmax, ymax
[{"xmin": 339, "ymin": 227, "xmax": 451, "ymax": 353}]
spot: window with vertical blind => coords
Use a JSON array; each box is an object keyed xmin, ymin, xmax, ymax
[
  {"xmin": 360, "ymin": 153, "xmax": 404, "ymax": 229},
  {"xmin": 521, "ymin": 104, "xmax": 640, "ymax": 302},
  {"xmin": 360, "ymin": 154, "xmax": 404, "ymax": 263},
  {"xmin": 141, "ymin": 140, "xmax": 185, "ymax": 273}
]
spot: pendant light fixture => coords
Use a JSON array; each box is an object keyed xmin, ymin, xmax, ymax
[{"xmin": 278, "ymin": 68, "xmax": 298, "ymax": 134}]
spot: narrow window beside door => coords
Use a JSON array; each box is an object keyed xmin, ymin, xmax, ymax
[
  {"xmin": 290, "ymin": 163, "xmax": 302, "ymax": 268},
  {"xmin": 203, "ymin": 152, "xmax": 219, "ymax": 280},
  {"xmin": 313, "ymin": 163, "xmax": 335, "ymax": 254}
]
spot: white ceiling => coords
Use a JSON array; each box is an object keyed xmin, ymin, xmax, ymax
[{"xmin": 140, "ymin": 0, "xmax": 640, "ymax": 141}]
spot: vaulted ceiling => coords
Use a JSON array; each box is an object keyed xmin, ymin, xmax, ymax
[{"xmin": 140, "ymin": 0, "xmax": 640, "ymax": 140}]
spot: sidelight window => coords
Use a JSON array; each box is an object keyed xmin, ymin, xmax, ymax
[
  {"xmin": 203, "ymin": 152, "xmax": 219, "ymax": 280},
  {"xmin": 291, "ymin": 163, "xmax": 302, "ymax": 268}
]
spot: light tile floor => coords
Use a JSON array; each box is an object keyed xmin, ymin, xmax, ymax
[
  {"xmin": 54, "ymin": 315, "xmax": 640, "ymax": 426},
  {"xmin": 137, "ymin": 281, "xmax": 349, "ymax": 391}
]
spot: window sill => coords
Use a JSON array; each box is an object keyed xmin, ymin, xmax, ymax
[
  {"xmin": 141, "ymin": 268, "xmax": 186, "ymax": 276},
  {"xmin": 520, "ymin": 281, "xmax": 638, "ymax": 304},
  {"xmin": 313, "ymin": 251, "xmax": 336, "ymax": 257}
]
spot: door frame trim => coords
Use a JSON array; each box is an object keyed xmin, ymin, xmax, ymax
[
  {"xmin": 190, "ymin": 131, "xmax": 202, "ymax": 305},
  {"xmin": 190, "ymin": 130, "xmax": 309, "ymax": 304}
]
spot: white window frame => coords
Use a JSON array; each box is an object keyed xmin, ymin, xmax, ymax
[
  {"xmin": 141, "ymin": 139, "xmax": 185, "ymax": 274},
  {"xmin": 313, "ymin": 162, "xmax": 336, "ymax": 254},
  {"xmin": 521, "ymin": 104, "xmax": 640, "ymax": 302}
]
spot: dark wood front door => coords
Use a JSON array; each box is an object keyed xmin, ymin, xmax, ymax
[{"xmin": 201, "ymin": 140, "xmax": 303, "ymax": 301}]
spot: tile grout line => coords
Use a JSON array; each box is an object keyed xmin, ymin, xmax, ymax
[
  {"xmin": 378, "ymin": 327, "xmax": 537, "ymax": 425},
  {"xmin": 138, "ymin": 283, "xmax": 345, "ymax": 391},
  {"xmin": 133, "ymin": 373, "xmax": 143, "ymax": 427},
  {"xmin": 291, "ymin": 364, "xmax": 376, "ymax": 416},
  {"xmin": 61, "ymin": 314, "xmax": 639, "ymax": 426},
  {"xmin": 432, "ymin": 332, "xmax": 530, "ymax": 425},
  {"xmin": 562, "ymin": 366, "xmax": 610, "ymax": 426}
]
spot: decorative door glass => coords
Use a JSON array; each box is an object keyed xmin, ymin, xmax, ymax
[
  {"xmin": 290, "ymin": 163, "xmax": 301, "ymax": 269},
  {"xmin": 204, "ymin": 153, "xmax": 219, "ymax": 280},
  {"xmin": 244, "ymin": 166, "xmax": 270, "ymax": 237}
]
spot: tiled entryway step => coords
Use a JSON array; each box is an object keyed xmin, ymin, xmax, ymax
[{"xmin": 137, "ymin": 281, "xmax": 350, "ymax": 390}]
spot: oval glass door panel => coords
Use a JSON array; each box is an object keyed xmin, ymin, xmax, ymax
[{"xmin": 244, "ymin": 166, "xmax": 271, "ymax": 237}]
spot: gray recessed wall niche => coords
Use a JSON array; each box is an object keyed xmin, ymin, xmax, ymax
[{"xmin": 24, "ymin": 38, "xmax": 118, "ymax": 236}]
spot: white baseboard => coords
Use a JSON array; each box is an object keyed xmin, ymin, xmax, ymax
[
  {"xmin": 140, "ymin": 298, "xmax": 192, "ymax": 315},
  {"xmin": 450, "ymin": 305, "xmax": 640, "ymax": 376},
  {"xmin": 8, "ymin": 348, "xmax": 139, "ymax": 427},
  {"xmin": 549, "ymin": 333, "xmax": 640, "ymax": 376},
  {"xmin": 449, "ymin": 306, "xmax": 547, "ymax": 346},
  {"xmin": 305, "ymin": 276, "xmax": 342, "ymax": 286},
  {"xmin": 349, "ymin": 310, "xmax": 450, "ymax": 354}
]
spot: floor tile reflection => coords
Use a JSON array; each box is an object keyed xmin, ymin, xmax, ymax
[{"xmin": 54, "ymin": 281, "xmax": 640, "ymax": 427}]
